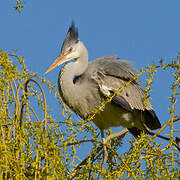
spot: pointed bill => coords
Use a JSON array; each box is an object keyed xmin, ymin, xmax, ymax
[{"xmin": 45, "ymin": 54, "xmax": 68, "ymax": 74}]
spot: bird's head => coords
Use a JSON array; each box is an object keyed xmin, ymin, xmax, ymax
[{"xmin": 45, "ymin": 22, "xmax": 81, "ymax": 74}]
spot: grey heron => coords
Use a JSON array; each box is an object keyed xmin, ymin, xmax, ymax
[{"xmin": 45, "ymin": 22, "xmax": 162, "ymax": 164}]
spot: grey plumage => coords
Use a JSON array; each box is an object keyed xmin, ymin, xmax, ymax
[
  {"xmin": 46, "ymin": 22, "xmax": 161, "ymax": 138},
  {"xmin": 68, "ymin": 55, "xmax": 161, "ymax": 134}
]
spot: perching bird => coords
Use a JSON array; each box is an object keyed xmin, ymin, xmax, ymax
[{"xmin": 45, "ymin": 22, "xmax": 161, "ymax": 163}]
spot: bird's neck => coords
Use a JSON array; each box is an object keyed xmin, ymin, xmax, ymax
[{"xmin": 58, "ymin": 46, "xmax": 88, "ymax": 110}]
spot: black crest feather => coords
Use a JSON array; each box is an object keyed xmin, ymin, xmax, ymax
[{"xmin": 61, "ymin": 21, "xmax": 79, "ymax": 52}]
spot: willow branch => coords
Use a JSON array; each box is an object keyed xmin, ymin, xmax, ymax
[{"xmin": 19, "ymin": 78, "xmax": 47, "ymax": 128}]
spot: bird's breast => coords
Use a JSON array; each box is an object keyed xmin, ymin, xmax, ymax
[{"xmin": 92, "ymin": 103, "xmax": 144, "ymax": 130}]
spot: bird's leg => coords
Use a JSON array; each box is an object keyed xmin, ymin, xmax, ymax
[
  {"xmin": 100, "ymin": 128, "xmax": 128, "ymax": 167},
  {"xmin": 104, "ymin": 128, "xmax": 128, "ymax": 144},
  {"xmin": 97, "ymin": 130, "xmax": 108, "ymax": 180},
  {"xmin": 101, "ymin": 130, "xmax": 108, "ymax": 167},
  {"xmin": 98, "ymin": 129, "xmax": 128, "ymax": 180}
]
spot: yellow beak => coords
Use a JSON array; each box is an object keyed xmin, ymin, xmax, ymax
[{"xmin": 45, "ymin": 52, "xmax": 68, "ymax": 74}]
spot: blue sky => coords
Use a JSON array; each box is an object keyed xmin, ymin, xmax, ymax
[{"xmin": 1, "ymin": 0, "xmax": 180, "ymax": 159}]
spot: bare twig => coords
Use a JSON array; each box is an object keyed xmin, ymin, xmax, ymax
[{"xmin": 143, "ymin": 123, "xmax": 180, "ymax": 151}]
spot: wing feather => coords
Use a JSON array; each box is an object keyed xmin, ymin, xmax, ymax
[
  {"xmin": 77, "ymin": 55, "xmax": 152, "ymax": 111},
  {"xmin": 75, "ymin": 55, "xmax": 161, "ymax": 130}
]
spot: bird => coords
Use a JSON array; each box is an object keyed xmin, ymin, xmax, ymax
[{"xmin": 45, "ymin": 22, "xmax": 161, "ymax": 164}]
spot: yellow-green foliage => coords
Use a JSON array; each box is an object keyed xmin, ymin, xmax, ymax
[
  {"xmin": 14, "ymin": 0, "xmax": 23, "ymax": 13},
  {"xmin": 0, "ymin": 50, "xmax": 179, "ymax": 179}
]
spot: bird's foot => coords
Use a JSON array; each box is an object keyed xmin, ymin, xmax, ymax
[{"xmin": 102, "ymin": 137, "xmax": 108, "ymax": 167}]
